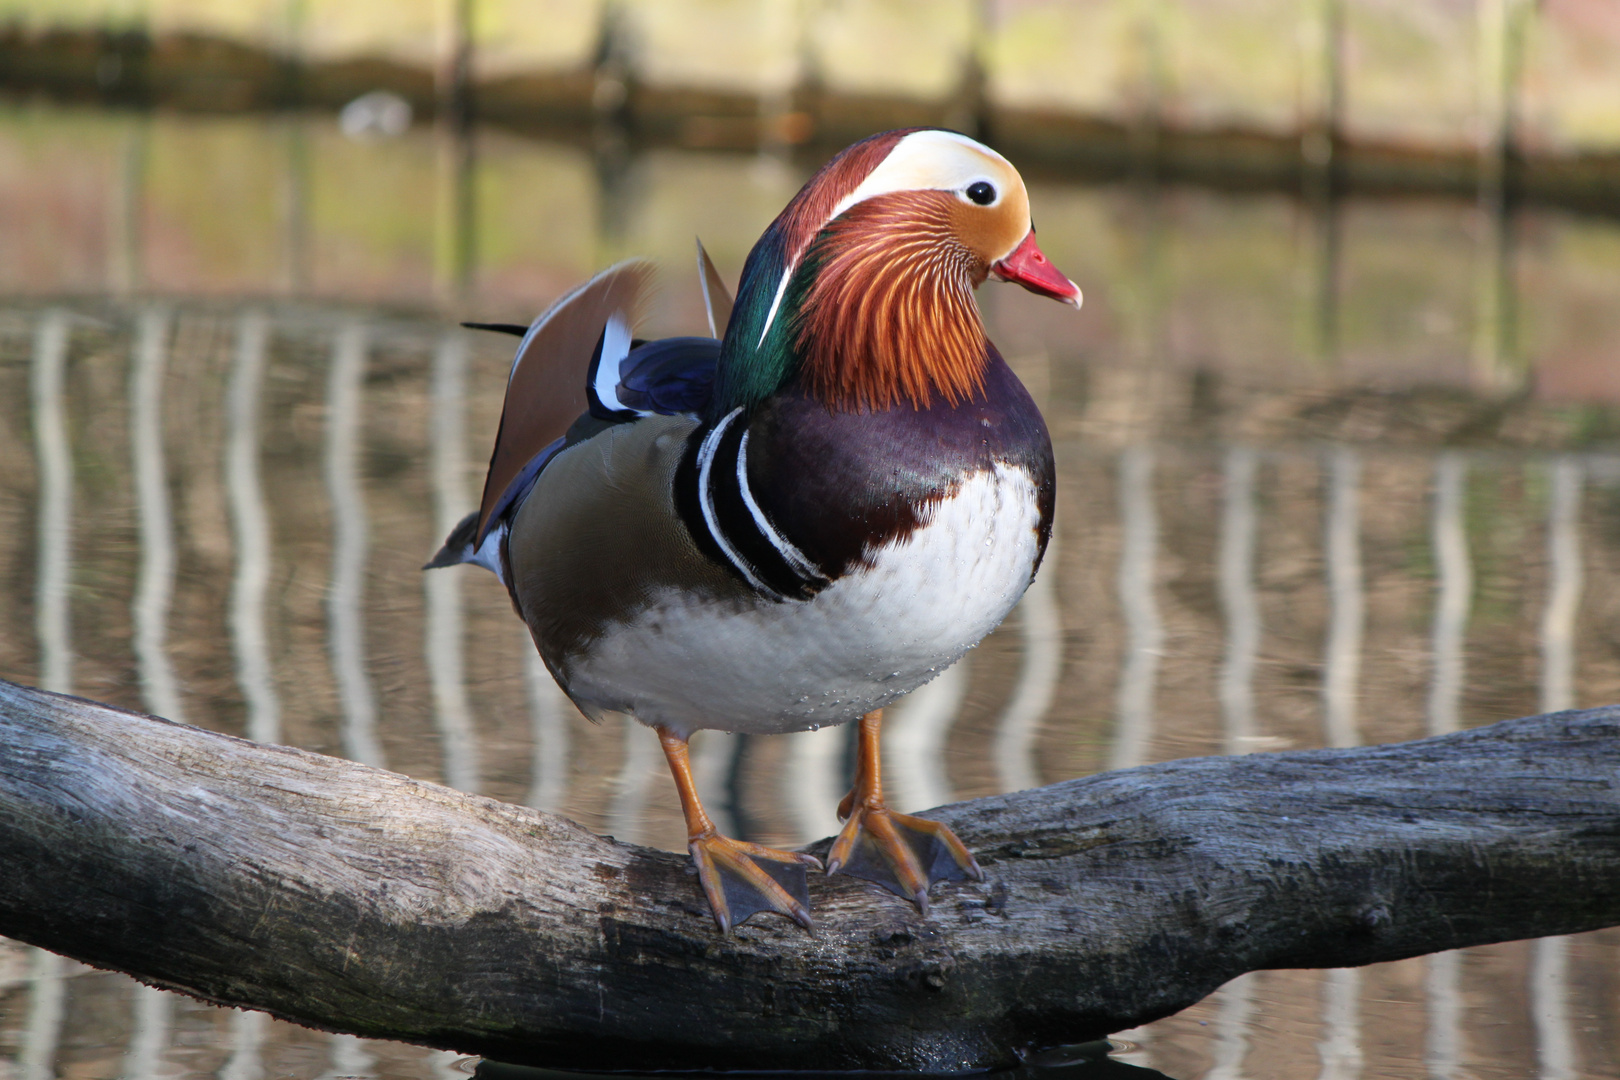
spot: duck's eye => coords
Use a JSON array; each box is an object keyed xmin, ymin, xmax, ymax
[{"xmin": 965, "ymin": 181, "xmax": 997, "ymax": 206}]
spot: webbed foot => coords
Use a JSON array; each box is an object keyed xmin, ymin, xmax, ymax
[
  {"xmin": 689, "ymin": 833, "xmax": 821, "ymax": 933},
  {"xmin": 826, "ymin": 802, "xmax": 981, "ymax": 914},
  {"xmin": 824, "ymin": 709, "xmax": 983, "ymax": 914}
]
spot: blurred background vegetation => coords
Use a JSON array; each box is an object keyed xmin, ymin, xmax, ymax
[{"xmin": 3, "ymin": 0, "xmax": 1619, "ymax": 180}]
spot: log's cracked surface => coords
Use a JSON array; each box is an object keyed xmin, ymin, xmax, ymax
[{"xmin": 1, "ymin": 676, "xmax": 1618, "ymax": 1072}]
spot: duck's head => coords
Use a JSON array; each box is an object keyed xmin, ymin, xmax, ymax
[{"xmin": 713, "ymin": 128, "xmax": 1080, "ymax": 417}]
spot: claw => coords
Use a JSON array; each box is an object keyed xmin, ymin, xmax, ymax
[
  {"xmin": 658, "ymin": 725, "xmax": 819, "ymax": 933},
  {"xmin": 828, "ymin": 803, "xmax": 981, "ymax": 908},
  {"xmin": 691, "ymin": 833, "xmax": 817, "ymax": 932},
  {"xmin": 826, "ymin": 709, "xmax": 982, "ymax": 913}
]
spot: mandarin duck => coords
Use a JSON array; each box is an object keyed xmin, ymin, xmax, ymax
[{"xmin": 429, "ymin": 128, "xmax": 1080, "ymax": 932}]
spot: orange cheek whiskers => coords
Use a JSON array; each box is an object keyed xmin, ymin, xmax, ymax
[{"xmin": 794, "ymin": 192, "xmax": 990, "ymax": 414}]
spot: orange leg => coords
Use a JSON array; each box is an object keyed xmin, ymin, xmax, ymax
[
  {"xmin": 827, "ymin": 709, "xmax": 983, "ymax": 914},
  {"xmin": 658, "ymin": 727, "xmax": 820, "ymax": 933}
]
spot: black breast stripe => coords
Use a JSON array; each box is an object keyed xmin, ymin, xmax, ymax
[{"xmin": 673, "ymin": 408, "xmax": 830, "ymax": 602}]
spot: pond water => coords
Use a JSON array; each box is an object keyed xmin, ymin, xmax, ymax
[{"xmin": 2, "ymin": 100, "xmax": 1620, "ymax": 1079}]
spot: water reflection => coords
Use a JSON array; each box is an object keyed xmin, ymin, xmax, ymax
[
  {"xmin": 27, "ymin": 312, "xmax": 73, "ymax": 689},
  {"xmin": 1533, "ymin": 458, "xmax": 1582, "ymax": 1080},
  {"xmin": 2, "ymin": 101, "xmax": 1620, "ymax": 1079},
  {"xmin": 1424, "ymin": 453, "xmax": 1469, "ymax": 1080},
  {"xmin": 325, "ymin": 320, "xmax": 385, "ymax": 770},
  {"xmin": 427, "ymin": 330, "xmax": 479, "ymax": 794},
  {"xmin": 473, "ymin": 1042, "xmax": 1175, "ymax": 1080},
  {"xmin": 228, "ymin": 310, "xmax": 280, "ymax": 746},
  {"xmin": 1110, "ymin": 447, "xmax": 1161, "ymax": 774}
]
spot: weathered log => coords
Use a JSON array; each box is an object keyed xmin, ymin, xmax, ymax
[{"xmin": 1, "ymin": 676, "xmax": 1618, "ymax": 1072}]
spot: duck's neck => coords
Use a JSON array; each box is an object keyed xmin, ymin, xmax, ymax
[
  {"xmin": 792, "ymin": 192, "xmax": 990, "ymax": 413},
  {"xmin": 712, "ymin": 195, "xmax": 990, "ymax": 419}
]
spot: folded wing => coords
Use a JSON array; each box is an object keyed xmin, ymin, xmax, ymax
[{"xmin": 476, "ymin": 259, "xmax": 655, "ymax": 545}]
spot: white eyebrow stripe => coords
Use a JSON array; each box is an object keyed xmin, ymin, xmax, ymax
[{"xmin": 827, "ymin": 130, "xmax": 1008, "ymax": 223}]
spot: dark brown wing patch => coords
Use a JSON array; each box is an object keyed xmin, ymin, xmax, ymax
[{"xmin": 476, "ymin": 259, "xmax": 655, "ymax": 540}]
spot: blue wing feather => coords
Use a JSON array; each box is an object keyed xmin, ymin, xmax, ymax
[{"xmin": 617, "ymin": 336, "xmax": 719, "ymax": 415}]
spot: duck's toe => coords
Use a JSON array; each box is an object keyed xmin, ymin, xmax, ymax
[
  {"xmin": 689, "ymin": 834, "xmax": 820, "ymax": 933},
  {"xmin": 826, "ymin": 807, "xmax": 983, "ymax": 915}
]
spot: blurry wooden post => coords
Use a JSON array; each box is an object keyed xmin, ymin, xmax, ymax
[
  {"xmin": 1298, "ymin": 0, "xmax": 1342, "ymax": 368},
  {"xmin": 1473, "ymin": 0, "xmax": 1527, "ymax": 392},
  {"xmin": 436, "ymin": 0, "xmax": 476, "ymax": 307},
  {"xmin": 276, "ymin": 117, "xmax": 311, "ymax": 296},
  {"xmin": 1127, "ymin": 0, "xmax": 1165, "ymax": 171}
]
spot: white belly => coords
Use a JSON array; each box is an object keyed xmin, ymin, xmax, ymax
[{"xmin": 561, "ymin": 463, "xmax": 1045, "ymax": 737}]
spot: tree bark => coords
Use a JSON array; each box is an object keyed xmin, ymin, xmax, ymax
[{"xmin": 1, "ymin": 677, "xmax": 1618, "ymax": 1072}]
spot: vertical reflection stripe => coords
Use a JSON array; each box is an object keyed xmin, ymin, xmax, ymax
[
  {"xmin": 1219, "ymin": 448, "xmax": 1260, "ymax": 754},
  {"xmin": 1425, "ymin": 950, "xmax": 1463, "ymax": 1080},
  {"xmin": 1318, "ymin": 448, "xmax": 1364, "ymax": 1078},
  {"xmin": 1539, "ymin": 458, "xmax": 1581, "ymax": 717},
  {"xmin": 1428, "ymin": 453, "xmax": 1471, "ymax": 739},
  {"xmin": 888, "ymin": 658, "xmax": 968, "ymax": 811},
  {"xmin": 690, "ymin": 728, "xmax": 740, "ymax": 838},
  {"xmin": 993, "ymin": 533, "xmax": 1062, "ymax": 793},
  {"xmin": 325, "ymin": 321, "xmax": 385, "ymax": 769},
  {"xmin": 19, "ymin": 947, "xmax": 66, "ymax": 1080},
  {"xmin": 228, "ymin": 311, "xmax": 280, "ymax": 746},
  {"xmin": 1205, "ymin": 971, "xmax": 1255, "ymax": 1080},
  {"xmin": 784, "ymin": 726, "xmax": 844, "ymax": 843},
  {"xmin": 606, "ymin": 713, "xmax": 660, "ymax": 845},
  {"xmin": 122, "ymin": 983, "xmax": 172, "ymax": 1080},
  {"xmin": 427, "ymin": 331, "xmax": 479, "ymax": 793},
  {"xmin": 128, "ymin": 306, "xmax": 177, "ymax": 1080},
  {"xmin": 219, "ymin": 1009, "xmax": 267, "ymax": 1080},
  {"xmin": 32, "ymin": 310, "xmax": 73, "ymax": 696},
  {"xmin": 327, "ymin": 1032, "xmax": 375, "ymax": 1079},
  {"xmin": 24, "ymin": 309, "xmax": 72, "ymax": 1080},
  {"xmin": 131, "ymin": 308, "xmax": 185, "ymax": 724},
  {"xmin": 1111, "ymin": 447, "xmax": 1161, "ymax": 771},
  {"xmin": 526, "ymin": 647, "xmax": 572, "ymax": 814},
  {"xmin": 1323, "ymin": 448, "xmax": 1361, "ymax": 750},
  {"xmin": 1533, "ymin": 456, "xmax": 1581, "ymax": 1080},
  {"xmin": 1317, "ymin": 966, "xmax": 1364, "ymax": 1080},
  {"xmin": 1425, "ymin": 452, "xmax": 1471, "ymax": 1080}
]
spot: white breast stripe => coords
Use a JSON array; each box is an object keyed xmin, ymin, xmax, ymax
[
  {"xmin": 697, "ymin": 408, "xmax": 780, "ymax": 599},
  {"xmin": 736, "ymin": 429, "xmax": 827, "ymax": 583}
]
